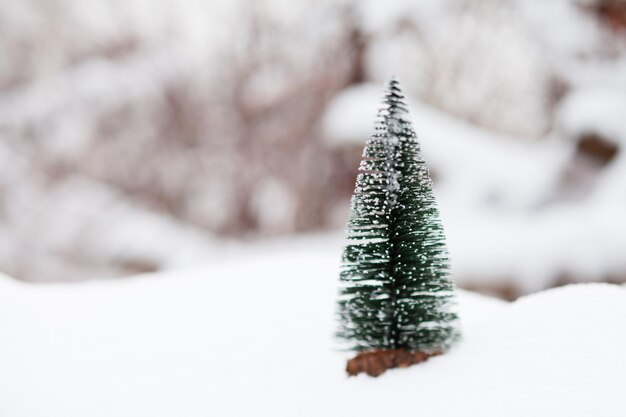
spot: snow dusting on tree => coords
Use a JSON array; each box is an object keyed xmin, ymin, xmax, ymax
[{"xmin": 338, "ymin": 80, "xmax": 459, "ymax": 359}]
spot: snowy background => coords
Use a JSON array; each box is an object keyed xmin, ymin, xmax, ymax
[{"xmin": 1, "ymin": 0, "xmax": 626, "ymax": 296}]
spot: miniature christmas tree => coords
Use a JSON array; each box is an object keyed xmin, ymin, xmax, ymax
[{"xmin": 337, "ymin": 79, "xmax": 459, "ymax": 377}]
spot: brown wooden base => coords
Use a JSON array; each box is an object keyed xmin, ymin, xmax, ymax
[{"xmin": 346, "ymin": 349, "xmax": 441, "ymax": 377}]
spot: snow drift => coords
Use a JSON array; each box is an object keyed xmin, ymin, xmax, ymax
[{"xmin": 0, "ymin": 248, "xmax": 624, "ymax": 417}]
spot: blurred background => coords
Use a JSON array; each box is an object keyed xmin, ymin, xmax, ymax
[{"xmin": 1, "ymin": 0, "xmax": 625, "ymax": 299}]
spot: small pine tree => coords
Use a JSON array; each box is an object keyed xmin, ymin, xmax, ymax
[{"xmin": 337, "ymin": 79, "xmax": 459, "ymax": 361}]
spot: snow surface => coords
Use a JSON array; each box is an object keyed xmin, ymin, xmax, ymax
[{"xmin": 0, "ymin": 247, "xmax": 624, "ymax": 417}]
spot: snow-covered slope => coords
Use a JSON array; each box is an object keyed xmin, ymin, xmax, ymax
[{"xmin": 0, "ymin": 249, "xmax": 624, "ymax": 417}]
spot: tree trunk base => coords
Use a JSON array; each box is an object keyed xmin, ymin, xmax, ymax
[{"xmin": 346, "ymin": 349, "xmax": 441, "ymax": 377}]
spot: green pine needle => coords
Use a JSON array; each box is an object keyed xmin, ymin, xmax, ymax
[{"xmin": 337, "ymin": 79, "xmax": 460, "ymax": 353}]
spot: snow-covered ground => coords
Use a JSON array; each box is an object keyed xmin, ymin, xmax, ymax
[{"xmin": 1, "ymin": 245, "xmax": 624, "ymax": 417}]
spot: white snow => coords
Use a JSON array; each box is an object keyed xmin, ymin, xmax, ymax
[
  {"xmin": 0, "ymin": 246, "xmax": 625, "ymax": 417},
  {"xmin": 556, "ymin": 87, "xmax": 626, "ymax": 146}
]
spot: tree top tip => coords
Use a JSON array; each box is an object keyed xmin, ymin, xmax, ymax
[{"xmin": 383, "ymin": 77, "xmax": 407, "ymax": 110}]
